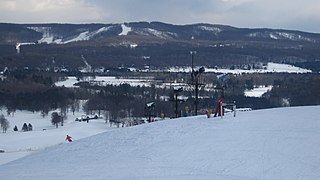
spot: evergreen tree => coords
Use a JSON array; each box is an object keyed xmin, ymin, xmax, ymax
[
  {"xmin": 22, "ymin": 123, "xmax": 28, "ymax": 132},
  {"xmin": 28, "ymin": 123, "xmax": 33, "ymax": 131},
  {"xmin": 13, "ymin": 125, "xmax": 18, "ymax": 131}
]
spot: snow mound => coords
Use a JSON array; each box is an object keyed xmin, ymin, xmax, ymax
[{"xmin": 1, "ymin": 106, "xmax": 320, "ymax": 180}]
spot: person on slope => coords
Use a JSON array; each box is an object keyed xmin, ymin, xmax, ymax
[
  {"xmin": 214, "ymin": 95, "xmax": 225, "ymax": 117},
  {"xmin": 66, "ymin": 135, "xmax": 73, "ymax": 142}
]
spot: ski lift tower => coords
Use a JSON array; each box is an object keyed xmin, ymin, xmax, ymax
[
  {"xmin": 189, "ymin": 51, "xmax": 205, "ymax": 115},
  {"xmin": 173, "ymin": 86, "xmax": 183, "ymax": 118}
]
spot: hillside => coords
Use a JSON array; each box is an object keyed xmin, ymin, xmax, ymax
[
  {"xmin": 2, "ymin": 22, "xmax": 320, "ymax": 45},
  {"xmin": 1, "ymin": 106, "xmax": 320, "ymax": 179},
  {"xmin": 1, "ymin": 22, "xmax": 320, "ymax": 70}
]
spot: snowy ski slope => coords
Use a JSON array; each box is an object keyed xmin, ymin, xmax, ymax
[{"xmin": 0, "ymin": 106, "xmax": 320, "ymax": 179}]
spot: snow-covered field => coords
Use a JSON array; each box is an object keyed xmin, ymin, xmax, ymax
[
  {"xmin": 1, "ymin": 106, "xmax": 320, "ymax": 179},
  {"xmin": 55, "ymin": 76, "xmax": 154, "ymax": 88},
  {"xmin": 244, "ymin": 86, "xmax": 273, "ymax": 97},
  {"xmin": 170, "ymin": 62, "xmax": 312, "ymax": 74},
  {"xmin": 55, "ymin": 62, "xmax": 311, "ymax": 88}
]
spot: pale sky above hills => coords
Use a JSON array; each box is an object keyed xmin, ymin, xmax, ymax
[{"xmin": 0, "ymin": 0, "xmax": 319, "ymax": 33}]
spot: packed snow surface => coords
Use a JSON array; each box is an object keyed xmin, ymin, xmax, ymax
[{"xmin": 1, "ymin": 106, "xmax": 320, "ymax": 179}]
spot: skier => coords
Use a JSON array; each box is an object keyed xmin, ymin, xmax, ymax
[
  {"xmin": 214, "ymin": 95, "xmax": 225, "ymax": 117},
  {"xmin": 65, "ymin": 135, "xmax": 73, "ymax": 142}
]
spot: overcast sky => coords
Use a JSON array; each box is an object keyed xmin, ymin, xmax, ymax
[{"xmin": 0, "ymin": 0, "xmax": 319, "ymax": 33}]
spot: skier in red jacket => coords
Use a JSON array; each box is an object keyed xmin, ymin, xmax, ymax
[
  {"xmin": 66, "ymin": 135, "xmax": 73, "ymax": 142},
  {"xmin": 214, "ymin": 95, "xmax": 225, "ymax": 117}
]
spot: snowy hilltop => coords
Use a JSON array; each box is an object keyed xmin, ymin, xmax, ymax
[{"xmin": 0, "ymin": 106, "xmax": 320, "ymax": 179}]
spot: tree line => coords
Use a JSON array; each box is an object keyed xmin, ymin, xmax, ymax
[{"xmin": 0, "ymin": 69, "xmax": 319, "ymax": 125}]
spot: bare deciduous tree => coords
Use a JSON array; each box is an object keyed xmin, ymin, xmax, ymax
[
  {"xmin": 51, "ymin": 112, "xmax": 61, "ymax": 128},
  {"xmin": 0, "ymin": 114, "xmax": 9, "ymax": 133}
]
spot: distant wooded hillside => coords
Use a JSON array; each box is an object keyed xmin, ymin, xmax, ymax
[{"xmin": 1, "ymin": 22, "xmax": 320, "ymax": 70}]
